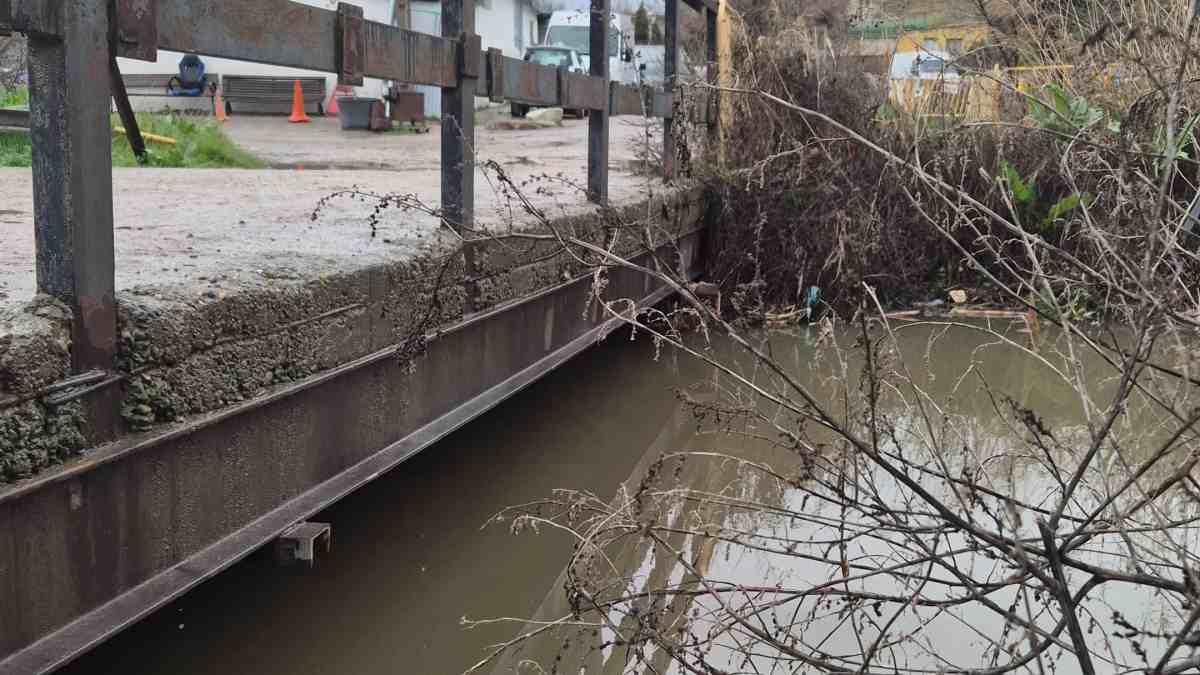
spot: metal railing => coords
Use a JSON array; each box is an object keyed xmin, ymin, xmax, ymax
[{"xmin": 0, "ymin": 0, "xmax": 720, "ymax": 438}]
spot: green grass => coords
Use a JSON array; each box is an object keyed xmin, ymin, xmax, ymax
[
  {"xmin": 0, "ymin": 112, "xmax": 263, "ymax": 168},
  {"xmin": 0, "ymin": 86, "xmax": 29, "ymax": 109},
  {"xmin": 111, "ymin": 113, "xmax": 264, "ymax": 168},
  {"xmin": 0, "ymin": 131, "xmax": 32, "ymax": 167}
]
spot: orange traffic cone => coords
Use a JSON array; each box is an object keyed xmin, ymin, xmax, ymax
[
  {"xmin": 213, "ymin": 91, "xmax": 228, "ymax": 122},
  {"xmin": 326, "ymin": 85, "xmax": 350, "ymax": 116},
  {"xmin": 288, "ymin": 80, "xmax": 311, "ymax": 123}
]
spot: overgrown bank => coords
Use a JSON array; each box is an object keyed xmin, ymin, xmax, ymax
[{"xmin": 696, "ymin": 0, "xmax": 1199, "ymax": 323}]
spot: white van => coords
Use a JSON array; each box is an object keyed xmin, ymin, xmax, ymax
[{"xmin": 543, "ymin": 10, "xmax": 639, "ymax": 86}]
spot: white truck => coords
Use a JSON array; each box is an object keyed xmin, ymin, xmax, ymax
[{"xmin": 542, "ymin": 9, "xmax": 639, "ymax": 86}]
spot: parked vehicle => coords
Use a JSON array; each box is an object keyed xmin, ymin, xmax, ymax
[
  {"xmin": 512, "ymin": 45, "xmax": 588, "ymax": 118},
  {"xmin": 543, "ymin": 10, "xmax": 638, "ymax": 86},
  {"xmin": 889, "ymin": 49, "xmax": 962, "ymax": 95}
]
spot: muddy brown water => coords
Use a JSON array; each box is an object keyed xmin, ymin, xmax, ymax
[{"xmin": 59, "ymin": 321, "xmax": 1190, "ymax": 675}]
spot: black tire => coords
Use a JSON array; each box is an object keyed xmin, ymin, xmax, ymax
[{"xmin": 510, "ymin": 102, "xmax": 528, "ymax": 118}]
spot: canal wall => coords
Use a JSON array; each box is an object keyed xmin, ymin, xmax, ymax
[{"xmin": 0, "ymin": 187, "xmax": 709, "ymax": 673}]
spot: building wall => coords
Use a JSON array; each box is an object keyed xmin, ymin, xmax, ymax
[
  {"xmin": 412, "ymin": 0, "xmax": 536, "ymax": 57},
  {"xmin": 894, "ymin": 22, "xmax": 990, "ymax": 53}
]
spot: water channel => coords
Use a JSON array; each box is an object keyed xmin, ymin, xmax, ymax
[{"xmin": 61, "ymin": 320, "xmax": 1196, "ymax": 675}]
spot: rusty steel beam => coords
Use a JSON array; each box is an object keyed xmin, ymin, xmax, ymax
[
  {"xmin": 588, "ymin": 0, "xmax": 610, "ymax": 204},
  {"xmin": 8, "ymin": 0, "xmax": 61, "ymax": 37},
  {"xmin": 27, "ymin": 0, "xmax": 119, "ymax": 439},
  {"xmin": 336, "ymin": 2, "xmax": 364, "ymax": 86},
  {"xmin": 609, "ymin": 82, "xmax": 645, "ymax": 116},
  {"xmin": 441, "ymin": 0, "xmax": 475, "ymax": 232},
  {"xmin": 663, "ymin": 0, "xmax": 678, "ymax": 179},
  {"xmin": 109, "ymin": 55, "xmax": 147, "ymax": 163},
  {"xmin": 113, "ymin": 0, "xmax": 157, "ymax": 61},
  {"xmin": 154, "ymin": 0, "xmax": 336, "ymax": 71},
  {"xmin": 0, "ymin": 108, "xmax": 28, "ymax": 128},
  {"xmin": 561, "ymin": 70, "xmax": 607, "ymax": 111},
  {"xmin": 158, "ymin": 0, "xmax": 461, "ymax": 86},
  {"xmin": 486, "ymin": 47, "xmax": 503, "ymax": 101},
  {"xmin": 500, "ymin": 56, "xmax": 558, "ymax": 105},
  {"xmin": 362, "ymin": 21, "xmax": 457, "ymax": 87}
]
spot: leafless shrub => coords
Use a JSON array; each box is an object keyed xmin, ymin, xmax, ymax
[{"xmin": 438, "ymin": 1, "xmax": 1200, "ymax": 674}]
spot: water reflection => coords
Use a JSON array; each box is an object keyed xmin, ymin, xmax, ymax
[
  {"xmin": 59, "ymin": 319, "xmax": 1199, "ymax": 675},
  {"xmin": 485, "ymin": 320, "xmax": 1199, "ymax": 675}
]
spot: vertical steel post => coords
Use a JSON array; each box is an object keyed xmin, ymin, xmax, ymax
[
  {"xmin": 706, "ymin": 4, "xmax": 719, "ymax": 147},
  {"xmin": 441, "ymin": 0, "xmax": 476, "ymax": 231},
  {"xmin": 27, "ymin": 0, "xmax": 118, "ymax": 433},
  {"xmin": 662, "ymin": 0, "xmax": 679, "ymax": 180},
  {"xmin": 587, "ymin": 0, "xmax": 610, "ymax": 204}
]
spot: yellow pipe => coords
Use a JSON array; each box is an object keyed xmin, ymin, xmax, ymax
[{"xmin": 113, "ymin": 127, "xmax": 178, "ymax": 145}]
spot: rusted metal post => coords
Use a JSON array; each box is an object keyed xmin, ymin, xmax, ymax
[
  {"xmin": 27, "ymin": 0, "xmax": 119, "ymax": 435},
  {"xmin": 587, "ymin": 0, "xmax": 610, "ymax": 204},
  {"xmin": 109, "ymin": 56, "xmax": 147, "ymax": 163},
  {"xmin": 662, "ymin": 0, "xmax": 678, "ymax": 180},
  {"xmin": 706, "ymin": 4, "xmax": 718, "ymax": 146},
  {"xmin": 441, "ymin": 0, "xmax": 476, "ymax": 232}
]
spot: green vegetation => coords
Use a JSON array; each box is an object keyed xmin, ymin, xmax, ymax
[
  {"xmin": 0, "ymin": 85, "xmax": 28, "ymax": 109},
  {"xmin": 111, "ymin": 113, "xmax": 263, "ymax": 168},
  {"xmin": 0, "ymin": 131, "xmax": 32, "ymax": 167},
  {"xmin": 1026, "ymin": 83, "xmax": 1116, "ymax": 134},
  {"xmin": 0, "ymin": 112, "xmax": 263, "ymax": 168},
  {"xmin": 999, "ymin": 159, "xmax": 1083, "ymax": 232}
]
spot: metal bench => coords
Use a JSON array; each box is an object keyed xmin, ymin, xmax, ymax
[
  {"xmin": 121, "ymin": 73, "xmax": 217, "ymax": 98},
  {"xmin": 222, "ymin": 75, "xmax": 326, "ymax": 116}
]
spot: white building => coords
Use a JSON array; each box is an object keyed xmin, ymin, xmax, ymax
[{"xmin": 115, "ymin": 0, "xmax": 539, "ymax": 117}]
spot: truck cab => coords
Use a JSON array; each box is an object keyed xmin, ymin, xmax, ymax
[{"xmin": 542, "ymin": 9, "xmax": 638, "ymax": 86}]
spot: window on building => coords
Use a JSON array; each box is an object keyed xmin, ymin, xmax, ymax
[
  {"xmin": 922, "ymin": 37, "xmax": 938, "ymax": 52},
  {"xmin": 947, "ymin": 38, "xmax": 963, "ymax": 55}
]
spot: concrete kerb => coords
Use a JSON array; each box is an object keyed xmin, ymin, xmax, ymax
[{"xmin": 0, "ymin": 186, "xmax": 708, "ymax": 485}]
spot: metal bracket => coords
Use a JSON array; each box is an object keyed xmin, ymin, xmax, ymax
[
  {"xmin": 274, "ymin": 521, "xmax": 332, "ymax": 567},
  {"xmin": 336, "ymin": 2, "xmax": 364, "ymax": 86},
  {"xmin": 458, "ymin": 32, "xmax": 481, "ymax": 80},
  {"xmin": 557, "ymin": 65, "xmax": 567, "ymax": 108},
  {"xmin": 113, "ymin": 0, "xmax": 157, "ymax": 62},
  {"xmin": 486, "ymin": 47, "xmax": 503, "ymax": 102}
]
